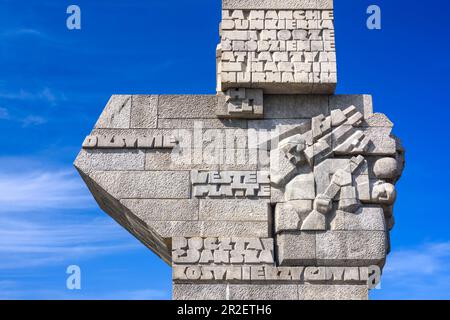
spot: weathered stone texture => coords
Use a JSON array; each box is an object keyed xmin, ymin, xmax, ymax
[
  {"xmin": 199, "ymin": 199, "xmax": 269, "ymax": 221},
  {"xmin": 95, "ymin": 95, "xmax": 131, "ymax": 129},
  {"xmin": 277, "ymin": 232, "xmax": 316, "ymax": 266},
  {"xmin": 120, "ymin": 199, "xmax": 199, "ymax": 221},
  {"xmin": 229, "ymin": 284, "xmax": 298, "ymax": 300},
  {"xmin": 88, "ymin": 171, "xmax": 191, "ymax": 199},
  {"xmin": 148, "ymin": 221, "xmax": 269, "ymax": 238},
  {"xmin": 298, "ymin": 284, "xmax": 368, "ymax": 300},
  {"xmin": 264, "ymin": 95, "xmax": 329, "ymax": 119},
  {"xmin": 130, "ymin": 95, "xmax": 158, "ymax": 129},
  {"xmin": 173, "ymin": 284, "xmax": 227, "ymax": 300},
  {"xmin": 316, "ymin": 231, "xmax": 387, "ymax": 266},
  {"xmin": 329, "ymin": 95, "xmax": 373, "ymax": 119},
  {"xmin": 158, "ymin": 118, "xmax": 247, "ymax": 129},
  {"xmin": 75, "ymin": 149, "xmax": 145, "ymax": 173},
  {"xmin": 158, "ymin": 95, "xmax": 217, "ymax": 119}
]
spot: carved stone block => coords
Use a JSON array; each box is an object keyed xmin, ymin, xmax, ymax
[{"xmin": 75, "ymin": 0, "xmax": 404, "ymax": 301}]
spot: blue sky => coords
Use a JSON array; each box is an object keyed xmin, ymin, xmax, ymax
[{"xmin": 0, "ymin": 0, "xmax": 449, "ymax": 300}]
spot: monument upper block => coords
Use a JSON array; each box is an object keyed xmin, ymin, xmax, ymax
[{"xmin": 217, "ymin": 0, "xmax": 336, "ymax": 94}]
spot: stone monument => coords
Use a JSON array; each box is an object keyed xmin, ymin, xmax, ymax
[{"xmin": 75, "ymin": 0, "xmax": 404, "ymax": 300}]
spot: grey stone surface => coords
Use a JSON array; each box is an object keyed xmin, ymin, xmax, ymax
[
  {"xmin": 315, "ymin": 231, "xmax": 347, "ymax": 264},
  {"xmin": 216, "ymin": 89, "xmax": 264, "ymax": 119},
  {"xmin": 298, "ymin": 284, "xmax": 368, "ymax": 300},
  {"xmin": 265, "ymin": 95, "xmax": 329, "ymax": 119},
  {"xmin": 145, "ymin": 149, "xmax": 220, "ymax": 171},
  {"xmin": 344, "ymin": 206, "xmax": 386, "ymax": 231},
  {"xmin": 275, "ymin": 202, "xmax": 301, "ymax": 233},
  {"xmin": 270, "ymin": 148, "xmax": 298, "ymax": 187},
  {"xmin": 77, "ymin": 169, "xmax": 171, "ymax": 263},
  {"xmin": 147, "ymin": 221, "xmax": 203, "ymax": 238},
  {"xmin": 201, "ymin": 221, "xmax": 269, "ymax": 238},
  {"xmin": 271, "ymin": 186, "xmax": 285, "ymax": 203},
  {"xmin": 248, "ymin": 119, "xmax": 310, "ymax": 132},
  {"xmin": 95, "ymin": 95, "xmax": 131, "ymax": 129},
  {"xmin": 75, "ymin": 149, "xmax": 145, "ymax": 173},
  {"xmin": 364, "ymin": 113, "xmax": 393, "ymax": 128},
  {"xmin": 120, "ymin": 199, "xmax": 199, "ymax": 221},
  {"xmin": 285, "ymin": 171, "xmax": 316, "ymax": 200},
  {"xmin": 328, "ymin": 209, "xmax": 345, "ymax": 230},
  {"xmin": 158, "ymin": 118, "xmax": 247, "ymax": 129},
  {"xmin": 219, "ymin": 148, "xmax": 261, "ymax": 171},
  {"xmin": 277, "ymin": 232, "xmax": 316, "ymax": 266},
  {"xmin": 275, "ymin": 200, "xmax": 313, "ymax": 233},
  {"xmin": 173, "ymin": 284, "xmax": 227, "ymax": 300},
  {"xmin": 222, "ymin": 0, "xmax": 334, "ymax": 9},
  {"xmin": 301, "ymin": 209, "xmax": 327, "ymax": 231},
  {"xmin": 329, "ymin": 95, "xmax": 373, "ymax": 119},
  {"xmin": 361, "ymin": 127, "xmax": 397, "ymax": 155},
  {"xmin": 148, "ymin": 221, "xmax": 269, "ymax": 238},
  {"xmin": 346, "ymin": 231, "xmax": 386, "ymax": 265},
  {"xmin": 158, "ymin": 95, "xmax": 217, "ymax": 119},
  {"xmin": 373, "ymin": 157, "xmax": 399, "ymax": 179},
  {"xmin": 88, "ymin": 171, "xmax": 191, "ymax": 199},
  {"xmin": 130, "ymin": 95, "xmax": 158, "ymax": 129},
  {"xmin": 314, "ymin": 158, "xmax": 369, "ymax": 197},
  {"xmin": 199, "ymin": 199, "xmax": 269, "ymax": 221},
  {"xmin": 316, "ymin": 231, "xmax": 386, "ymax": 266},
  {"xmin": 229, "ymin": 284, "xmax": 298, "ymax": 300}
]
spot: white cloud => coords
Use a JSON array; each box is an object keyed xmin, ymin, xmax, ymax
[
  {"xmin": 0, "ymin": 169, "xmax": 94, "ymax": 212},
  {"xmin": 385, "ymin": 242, "xmax": 450, "ymax": 276},
  {"xmin": 0, "ymin": 87, "xmax": 65, "ymax": 104},
  {"xmin": 0, "ymin": 285, "xmax": 170, "ymax": 300},
  {"xmin": 0, "ymin": 28, "xmax": 46, "ymax": 39},
  {"xmin": 0, "ymin": 213, "xmax": 140, "ymax": 270},
  {"xmin": 0, "ymin": 159, "xmax": 142, "ymax": 274},
  {"xmin": 20, "ymin": 115, "xmax": 47, "ymax": 127},
  {"xmin": 373, "ymin": 241, "xmax": 450, "ymax": 299}
]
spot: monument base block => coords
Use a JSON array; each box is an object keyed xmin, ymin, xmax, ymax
[{"xmin": 173, "ymin": 283, "xmax": 368, "ymax": 300}]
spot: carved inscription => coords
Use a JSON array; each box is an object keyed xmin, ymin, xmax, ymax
[
  {"xmin": 173, "ymin": 265, "xmax": 370, "ymax": 283},
  {"xmin": 172, "ymin": 237, "xmax": 274, "ymax": 265},
  {"xmin": 191, "ymin": 171, "xmax": 271, "ymax": 198},
  {"xmin": 219, "ymin": 9, "xmax": 336, "ymax": 90},
  {"xmin": 82, "ymin": 135, "xmax": 177, "ymax": 149}
]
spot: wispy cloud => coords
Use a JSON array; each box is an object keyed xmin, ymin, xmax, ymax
[
  {"xmin": 0, "ymin": 109, "xmax": 47, "ymax": 127},
  {"xmin": 385, "ymin": 242, "xmax": 450, "ymax": 276},
  {"xmin": 0, "ymin": 87, "xmax": 65, "ymax": 126},
  {"xmin": 0, "ymin": 87, "xmax": 64, "ymax": 105},
  {"xmin": 74, "ymin": 289, "xmax": 170, "ymax": 300},
  {"xmin": 0, "ymin": 169, "xmax": 94, "ymax": 212},
  {"xmin": 0, "ymin": 284, "xmax": 170, "ymax": 300},
  {"xmin": 373, "ymin": 241, "xmax": 450, "ymax": 299},
  {"xmin": 0, "ymin": 213, "xmax": 140, "ymax": 270},
  {"xmin": 0, "ymin": 107, "xmax": 9, "ymax": 119},
  {"xmin": 20, "ymin": 115, "xmax": 47, "ymax": 127},
  {"xmin": 0, "ymin": 28, "xmax": 47, "ymax": 39}
]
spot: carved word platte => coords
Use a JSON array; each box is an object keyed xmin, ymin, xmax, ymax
[{"xmin": 191, "ymin": 171, "xmax": 271, "ymax": 198}]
